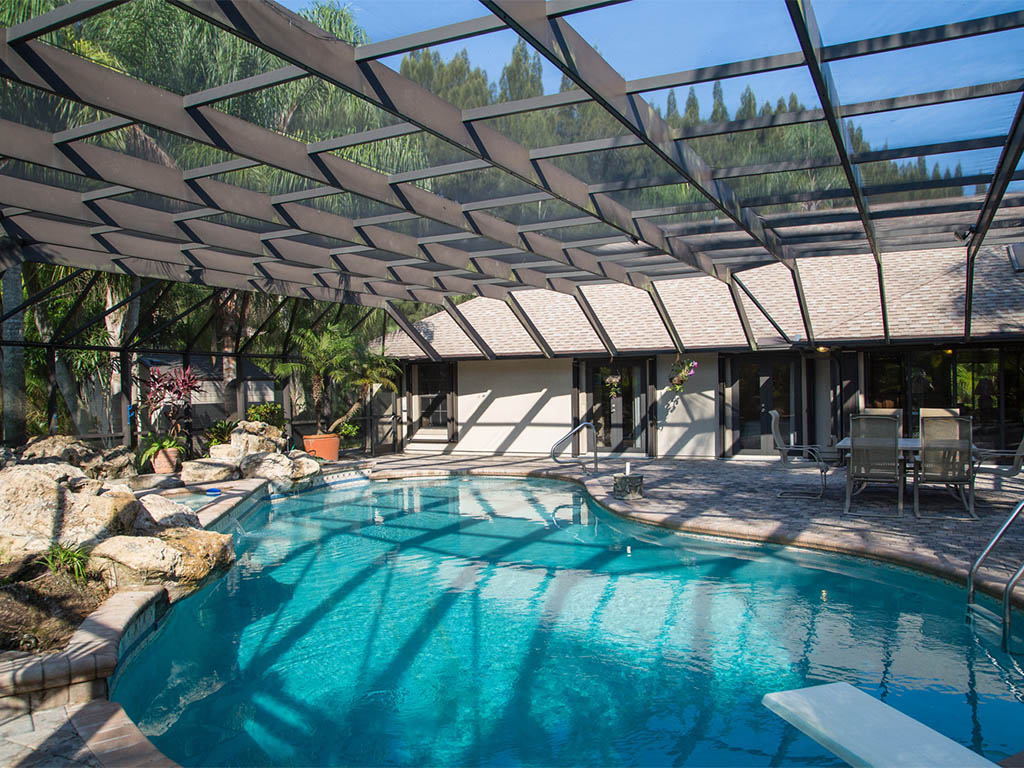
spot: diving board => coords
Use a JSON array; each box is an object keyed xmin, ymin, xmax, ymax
[{"xmin": 762, "ymin": 682, "xmax": 997, "ymax": 767}]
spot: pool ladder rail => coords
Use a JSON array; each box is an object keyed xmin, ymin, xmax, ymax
[
  {"xmin": 966, "ymin": 498, "xmax": 1024, "ymax": 653},
  {"xmin": 551, "ymin": 421, "xmax": 599, "ymax": 474}
]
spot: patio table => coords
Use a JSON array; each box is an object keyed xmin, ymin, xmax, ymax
[{"xmin": 835, "ymin": 437, "xmax": 920, "ymax": 453}]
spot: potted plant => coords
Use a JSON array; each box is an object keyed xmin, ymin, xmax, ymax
[
  {"xmin": 142, "ymin": 366, "xmax": 201, "ymax": 473},
  {"xmin": 278, "ymin": 324, "xmax": 401, "ymax": 460},
  {"xmin": 141, "ymin": 433, "xmax": 186, "ymax": 474}
]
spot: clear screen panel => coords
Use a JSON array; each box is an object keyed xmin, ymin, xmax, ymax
[
  {"xmin": 646, "ymin": 68, "xmax": 822, "ymax": 129},
  {"xmin": 380, "ymin": 28, "xmax": 566, "ymax": 107},
  {"xmin": 69, "ymin": 1, "xmax": 290, "ymax": 95},
  {"xmin": 814, "ymin": 0, "xmax": 1024, "ymax": 47},
  {"xmin": 845, "ymin": 95, "xmax": 1022, "ymax": 153},
  {"xmin": 567, "ymin": 0, "xmax": 803, "ymax": 80},
  {"xmin": 829, "ymin": 29, "xmax": 1024, "ymax": 105},
  {"xmin": 349, "ymin": 0, "xmax": 483, "ymax": 44},
  {"xmin": 689, "ymin": 123, "xmax": 838, "ymax": 169}
]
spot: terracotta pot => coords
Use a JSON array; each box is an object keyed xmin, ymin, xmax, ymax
[
  {"xmin": 152, "ymin": 447, "xmax": 181, "ymax": 474},
  {"xmin": 303, "ymin": 433, "xmax": 340, "ymax": 461}
]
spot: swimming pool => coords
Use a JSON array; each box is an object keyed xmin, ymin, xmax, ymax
[{"xmin": 111, "ymin": 476, "xmax": 1024, "ymax": 766}]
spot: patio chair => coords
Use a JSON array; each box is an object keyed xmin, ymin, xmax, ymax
[
  {"xmin": 769, "ymin": 409, "xmax": 828, "ymax": 499},
  {"xmin": 913, "ymin": 416, "xmax": 976, "ymax": 520},
  {"xmin": 864, "ymin": 407, "xmax": 903, "ymax": 435},
  {"xmin": 845, "ymin": 414, "xmax": 903, "ymax": 517},
  {"xmin": 918, "ymin": 407, "xmax": 959, "ymax": 436},
  {"xmin": 975, "ymin": 434, "xmax": 1024, "ymax": 479}
]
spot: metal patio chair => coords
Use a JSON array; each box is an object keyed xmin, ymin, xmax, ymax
[
  {"xmin": 769, "ymin": 409, "xmax": 829, "ymax": 499},
  {"xmin": 845, "ymin": 414, "xmax": 903, "ymax": 517},
  {"xmin": 913, "ymin": 416, "xmax": 976, "ymax": 520},
  {"xmin": 918, "ymin": 407, "xmax": 959, "ymax": 436},
  {"xmin": 864, "ymin": 407, "xmax": 903, "ymax": 435},
  {"xmin": 974, "ymin": 434, "xmax": 1024, "ymax": 480}
]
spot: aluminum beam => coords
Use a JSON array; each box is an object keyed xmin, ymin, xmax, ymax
[
  {"xmin": 443, "ymin": 297, "xmax": 495, "ymax": 360},
  {"xmin": 733, "ymin": 275, "xmax": 793, "ymax": 345},
  {"xmin": 0, "ymin": 39, "xmax": 655, "ymax": 291},
  {"xmin": 5, "ymin": 0, "xmax": 127, "ymax": 44},
  {"xmin": 131, "ymin": 288, "xmax": 222, "ymax": 349},
  {"xmin": 505, "ymin": 292, "xmax": 554, "ymax": 358},
  {"xmin": 573, "ymin": 288, "xmax": 617, "ymax": 357},
  {"xmin": 964, "ymin": 90, "xmax": 1024, "ymax": 339},
  {"xmin": 787, "ymin": 0, "xmax": 890, "ymax": 343},
  {"xmin": 726, "ymin": 273, "xmax": 757, "ymax": 351},
  {"xmin": 647, "ymin": 283, "xmax": 685, "ymax": 354},
  {"xmin": 383, "ymin": 301, "xmax": 441, "ymax": 362}
]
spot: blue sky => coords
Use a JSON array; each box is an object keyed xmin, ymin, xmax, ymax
[{"xmin": 278, "ymin": 0, "xmax": 1024, "ymax": 179}]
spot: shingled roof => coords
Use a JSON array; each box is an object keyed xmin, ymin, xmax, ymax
[{"xmin": 379, "ymin": 244, "xmax": 1024, "ymax": 359}]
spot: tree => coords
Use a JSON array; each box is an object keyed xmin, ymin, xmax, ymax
[
  {"xmin": 665, "ymin": 89, "xmax": 680, "ymax": 126},
  {"xmin": 736, "ymin": 85, "xmax": 757, "ymax": 120},
  {"xmin": 711, "ymin": 81, "xmax": 729, "ymax": 122},
  {"xmin": 684, "ymin": 87, "xmax": 701, "ymax": 126},
  {"xmin": 327, "ymin": 348, "xmax": 401, "ymax": 432},
  {"xmin": 499, "ymin": 39, "xmax": 543, "ymax": 102},
  {"xmin": 276, "ymin": 325, "xmax": 355, "ymax": 434}
]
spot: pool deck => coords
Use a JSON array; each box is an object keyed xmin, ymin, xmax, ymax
[{"xmin": 7, "ymin": 452, "xmax": 1024, "ymax": 768}]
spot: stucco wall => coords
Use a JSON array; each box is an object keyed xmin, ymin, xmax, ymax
[
  {"xmin": 654, "ymin": 353, "xmax": 718, "ymax": 458},
  {"xmin": 454, "ymin": 358, "xmax": 573, "ymax": 454}
]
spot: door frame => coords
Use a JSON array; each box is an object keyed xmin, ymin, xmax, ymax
[
  {"xmin": 722, "ymin": 353, "xmax": 802, "ymax": 456},
  {"xmin": 583, "ymin": 358, "xmax": 651, "ymax": 455}
]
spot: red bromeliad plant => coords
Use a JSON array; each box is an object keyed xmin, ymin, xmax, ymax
[{"xmin": 144, "ymin": 366, "xmax": 202, "ymax": 441}]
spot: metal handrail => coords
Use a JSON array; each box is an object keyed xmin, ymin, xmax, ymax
[
  {"xmin": 967, "ymin": 498, "xmax": 1024, "ymax": 651},
  {"xmin": 550, "ymin": 421, "xmax": 598, "ymax": 474}
]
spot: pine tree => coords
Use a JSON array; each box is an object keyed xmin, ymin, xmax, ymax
[
  {"xmin": 665, "ymin": 88, "xmax": 680, "ymax": 126},
  {"xmin": 683, "ymin": 86, "xmax": 700, "ymax": 126},
  {"xmin": 711, "ymin": 81, "xmax": 728, "ymax": 122},
  {"xmin": 736, "ymin": 85, "xmax": 757, "ymax": 120},
  {"xmin": 499, "ymin": 39, "xmax": 543, "ymax": 102}
]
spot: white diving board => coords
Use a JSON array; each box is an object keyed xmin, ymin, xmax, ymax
[{"xmin": 762, "ymin": 682, "xmax": 997, "ymax": 768}]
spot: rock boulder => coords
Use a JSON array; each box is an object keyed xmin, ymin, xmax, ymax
[
  {"xmin": 88, "ymin": 527, "xmax": 234, "ymax": 599},
  {"xmin": 133, "ymin": 494, "xmax": 201, "ymax": 535},
  {"xmin": 19, "ymin": 435, "xmax": 137, "ymax": 479},
  {"xmin": 240, "ymin": 450, "xmax": 322, "ymax": 492},
  {"xmin": 0, "ymin": 463, "xmax": 141, "ymax": 555},
  {"xmin": 230, "ymin": 421, "xmax": 287, "ymax": 455},
  {"xmin": 180, "ymin": 458, "xmax": 239, "ymax": 485}
]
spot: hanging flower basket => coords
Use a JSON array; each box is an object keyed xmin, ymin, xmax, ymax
[
  {"xmin": 598, "ymin": 366, "xmax": 622, "ymax": 397},
  {"xmin": 668, "ymin": 357, "xmax": 698, "ymax": 393}
]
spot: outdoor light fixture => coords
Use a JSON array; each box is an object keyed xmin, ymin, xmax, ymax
[{"xmin": 816, "ymin": 346, "xmax": 829, "ymax": 353}]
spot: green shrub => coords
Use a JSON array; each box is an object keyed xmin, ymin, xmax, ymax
[
  {"xmin": 246, "ymin": 402, "xmax": 285, "ymax": 428},
  {"xmin": 204, "ymin": 419, "xmax": 237, "ymax": 447},
  {"xmin": 337, "ymin": 421, "xmax": 360, "ymax": 438},
  {"xmin": 41, "ymin": 543, "xmax": 89, "ymax": 585},
  {"xmin": 138, "ymin": 433, "xmax": 186, "ymax": 469}
]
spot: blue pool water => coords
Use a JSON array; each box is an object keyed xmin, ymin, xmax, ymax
[{"xmin": 111, "ymin": 477, "xmax": 1024, "ymax": 766}]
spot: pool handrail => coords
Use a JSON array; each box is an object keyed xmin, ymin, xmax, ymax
[
  {"xmin": 967, "ymin": 497, "xmax": 1024, "ymax": 652},
  {"xmin": 551, "ymin": 421, "xmax": 598, "ymax": 474}
]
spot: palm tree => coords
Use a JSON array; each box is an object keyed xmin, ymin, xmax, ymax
[
  {"xmin": 328, "ymin": 348, "xmax": 401, "ymax": 433},
  {"xmin": 276, "ymin": 325, "xmax": 349, "ymax": 434}
]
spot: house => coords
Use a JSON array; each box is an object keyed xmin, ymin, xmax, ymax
[{"xmin": 377, "ymin": 245, "xmax": 1024, "ymax": 459}]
